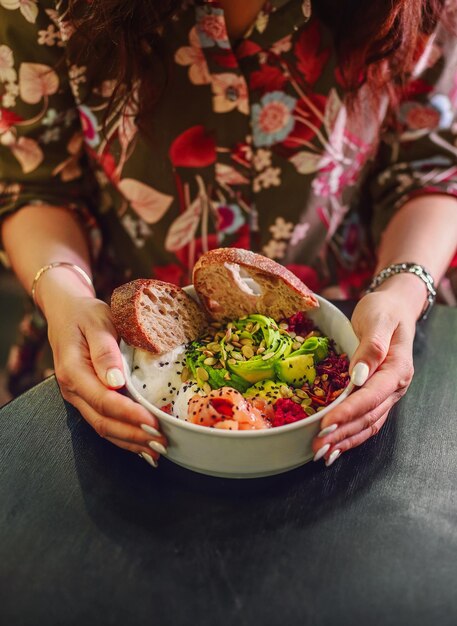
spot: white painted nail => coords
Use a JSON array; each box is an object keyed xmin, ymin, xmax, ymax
[
  {"xmin": 351, "ymin": 362, "xmax": 369, "ymax": 386},
  {"xmin": 106, "ymin": 367, "xmax": 125, "ymax": 388},
  {"xmin": 141, "ymin": 424, "xmax": 161, "ymax": 437},
  {"xmin": 318, "ymin": 424, "xmax": 338, "ymax": 438},
  {"xmin": 148, "ymin": 440, "xmax": 167, "ymax": 456},
  {"xmin": 313, "ymin": 443, "xmax": 330, "ymax": 462},
  {"xmin": 325, "ymin": 449, "xmax": 342, "ymax": 467},
  {"xmin": 141, "ymin": 452, "xmax": 158, "ymax": 468}
]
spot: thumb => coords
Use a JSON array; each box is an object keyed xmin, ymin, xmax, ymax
[
  {"xmin": 86, "ymin": 326, "xmax": 126, "ymax": 389},
  {"xmin": 349, "ymin": 313, "xmax": 397, "ymax": 387}
]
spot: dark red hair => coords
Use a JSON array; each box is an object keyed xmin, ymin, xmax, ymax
[{"xmin": 66, "ymin": 0, "xmax": 448, "ymax": 122}]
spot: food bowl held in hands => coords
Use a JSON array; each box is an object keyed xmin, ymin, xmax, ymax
[{"xmin": 120, "ymin": 283, "xmax": 359, "ymax": 479}]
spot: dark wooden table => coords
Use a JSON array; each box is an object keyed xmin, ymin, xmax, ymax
[{"xmin": 1, "ymin": 303, "xmax": 457, "ymax": 626}]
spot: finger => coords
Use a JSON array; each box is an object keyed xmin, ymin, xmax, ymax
[
  {"xmin": 70, "ymin": 394, "xmax": 168, "ymax": 452},
  {"xmin": 349, "ymin": 305, "xmax": 398, "ymax": 386},
  {"xmin": 319, "ymin": 326, "xmax": 414, "ymax": 432},
  {"xmin": 105, "ymin": 437, "xmax": 160, "ymax": 463},
  {"xmin": 314, "ymin": 411, "xmax": 390, "ymax": 465},
  {"xmin": 85, "ymin": 320, "xmax": 126, "ymax": 389},
  {"xmin": 313, "ymin": 394, "xmax": 395, "ymax": 455},
  {"xmin": 57, "ymin": 347, "xmax": 161, "ymax": 430}
]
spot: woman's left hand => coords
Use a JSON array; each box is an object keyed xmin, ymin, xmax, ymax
[{"xmin": 312, "ymin": 286, "xmax": 419, "ymax": 467}]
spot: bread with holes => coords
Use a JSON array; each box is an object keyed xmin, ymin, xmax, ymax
[
  {"xmin": 111, "ymin": 279, "xmax": 207, "ymax": 353},
  {"xmin": 193, "ymin": 248, "xmax": 319, "ymax": 322}
]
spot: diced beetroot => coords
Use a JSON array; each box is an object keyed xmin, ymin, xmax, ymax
[
  {"xmin": 272, "ymin": 398, "xmax": 308, "ymax": 427},
  {"xmin": 316, "ymin": 352, "xmax": 350, "ymax": 390},
  {"xmin": 284, "ymin": 311, "xmax": 315, "ymax": 336}
]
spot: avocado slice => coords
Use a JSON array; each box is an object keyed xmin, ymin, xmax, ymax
[
  {"xmin": 275, "ymin": 353, "xmax": 316, "ymax": 387},
  {"xmin": 289, "ymin": 336, "xmax": 329, "ymax": 362},
  {"xmin": 227, "ymin": 334, "xmax": 292, "ymax": 383},
  {"xmin": 244, "ymin": 380, "xmax": 284, "ymax": 402}
]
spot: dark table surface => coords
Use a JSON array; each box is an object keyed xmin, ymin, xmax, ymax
[{"xmin": 1, "ymin": 302, "xmax": 457, "ymax": 626}]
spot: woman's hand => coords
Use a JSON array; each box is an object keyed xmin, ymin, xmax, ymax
[
  {"xmin": 46, "ymin": 294, "xmax": 167, "ymax": 467},
  {"xmin": 312, "ymin": 280, "xmax": 421, "ymax": 467}
]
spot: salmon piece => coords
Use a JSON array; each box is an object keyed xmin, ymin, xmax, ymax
[
  {"xmin": 187, "ymin": 387, "xmax": 271, "ymax": 430},
  {"xmin": 214, "ymin": 420, "xmax": 239, "ymax": 430}
]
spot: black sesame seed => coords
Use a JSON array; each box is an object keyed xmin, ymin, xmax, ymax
[{"xmin": 143, "ymin": 384, "xmax": 147, "ymax": 389}]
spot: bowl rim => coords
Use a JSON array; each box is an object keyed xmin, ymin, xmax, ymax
[{"xmin": 120, "ymin": 292, "xmax": 357, "ymax": 438}]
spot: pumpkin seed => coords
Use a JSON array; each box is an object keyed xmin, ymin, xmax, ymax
[
  {"xmin": 197, "ymin": 367, "xmax": 209, "ymax": 381},
  {"xmin": 242, "ymin": 345, "xmax": 254, "ymax": 358}
]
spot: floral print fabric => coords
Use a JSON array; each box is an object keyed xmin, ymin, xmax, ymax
[{"xmin": 1, "ymin": 0, "xmax": 457, "ymax": 299}]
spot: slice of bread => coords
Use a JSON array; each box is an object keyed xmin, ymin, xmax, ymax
[
  {"xmin": 111, "ymin": 279, "xmax": 207, "ymax": 353},
  {"xmin": 193, "ymin": 248, "xmax": 319, "ymax": 322}
]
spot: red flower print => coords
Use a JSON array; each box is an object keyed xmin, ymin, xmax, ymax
[
  {"xmin": 404, "ymin": 104, "xmax": 440, "ymax": 130},
  {"xmin": 153, "ymin": 263, "xmax": 185, "ymax": 286},
  {"xmin": 231, "ymin": 142, "xmax": 252, "ymax": 168},
  {"xmin": 285, "ymin": 264, "xmax": 320, "ymax": 293},
  {"xmin": 282, "ymin": 93, "xmax": 326, "ymax": 148},
  {"xmin": 169, "ymin": 125, "xmax": 217, "ymax": 168},
  {"xmin": 236, "ymin": 40, "xmax": 262, "ymax": 59},
  {"xmin": 100, "ymin": 150, "xmax": 117, "ymax": 180},
  {"xmin": 250, "ymin": 64, "xmax": 287, "ymax": 93},
  {"xmin": 0, "ymin": 108, "xmax": 23, "ymax": 133},
  {"xmin": 212, "ymin": 51, "xmax": 239, "ymax": 69},
  {"xmin": 198, "ymin": 15, "xmax": 227, "ymax": 43},
  {"xmin": 337, "ymin": 266, "xmax": 373, "ymax": 298},
  {"xmin": 401, "ymin": 79, "xmax": 433, "ymax": 101},
  {"xmin": 294, "ymin": 21, "xmax": 330, "ymax": 87}
]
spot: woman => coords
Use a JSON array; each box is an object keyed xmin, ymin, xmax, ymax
[{"xmin": 1, "ymin": 0, "xmax": 456, "ymax": 467}]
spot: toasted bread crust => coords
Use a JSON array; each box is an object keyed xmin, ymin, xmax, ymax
[
  {"xmin": 111, "ymin": 279, "xmax": 207, "ymax": 353},
  {"xmin": 193, "ymin": 248, "xmax": 319, "ymax": 321}
]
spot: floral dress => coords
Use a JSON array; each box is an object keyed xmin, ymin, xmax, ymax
[{"xmin": 1, "ymin": 0, "xmax": 457, "ymax": 393}]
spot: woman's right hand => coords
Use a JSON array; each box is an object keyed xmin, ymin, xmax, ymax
[{"xmin": 45, "ymin": 294, "xmax": 167, "ymax": 467}]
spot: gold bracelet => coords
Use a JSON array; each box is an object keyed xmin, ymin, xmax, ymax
[{"xmin": 31, "ymin": 262, "xmax": 95, "ymax": 307}]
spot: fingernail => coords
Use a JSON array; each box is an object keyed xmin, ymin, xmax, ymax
[
  {"xmin": 148, "ymin": 440, "xmax": 167, "ymax": 456},
  {"xmin": 325, "ymin": 449, "xmax": 342, "ymax": 467},
  {"xmin": 313, "ymin": 443, "xmax": 330, "ymax": 462},
  {"xmin": 351, "ymin": 362, "xmax": 369, "ymax": 386},
  {"xmin": 141, "ymin": 452, "xmax": 158, "ymax": 468},
  {"xmin": 106, "ymin": 367, "xmax": 125, "ymax": 388},
  {"xmin": 141, "ymin": 424, "xmax": 161, "ymax": 437},
  {"xmin": 318, "ymin": 424, "xmax": 338, "ymax": 438}
]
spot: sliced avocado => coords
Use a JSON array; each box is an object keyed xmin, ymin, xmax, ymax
[
  {"xmin": 289, "ymin": 336, "xmax": 329, "ymax": 362},
  {"xmin": 226, "ymin": 334, "xmax": 292, "ymax": 383},
  {"xmin": 228, "ymin": 363, "xmax": 275, "ymax": 384},
  {"xmin": 275, "ymin": 353, "xmax": 316, "ymax": 387},
  {"xmin": 244, "ymin": 380, "xmax": 284, "ymax": 402}
]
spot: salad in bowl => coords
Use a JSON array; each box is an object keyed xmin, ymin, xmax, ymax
[{"xmin": 113, "ymin": 249, "xmax": 358, "ymax": 478}]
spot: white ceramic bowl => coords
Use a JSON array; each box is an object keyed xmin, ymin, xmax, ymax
[{"xmin": 120, "ymin": 285, "xmax": 359, "ymax": 479}]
